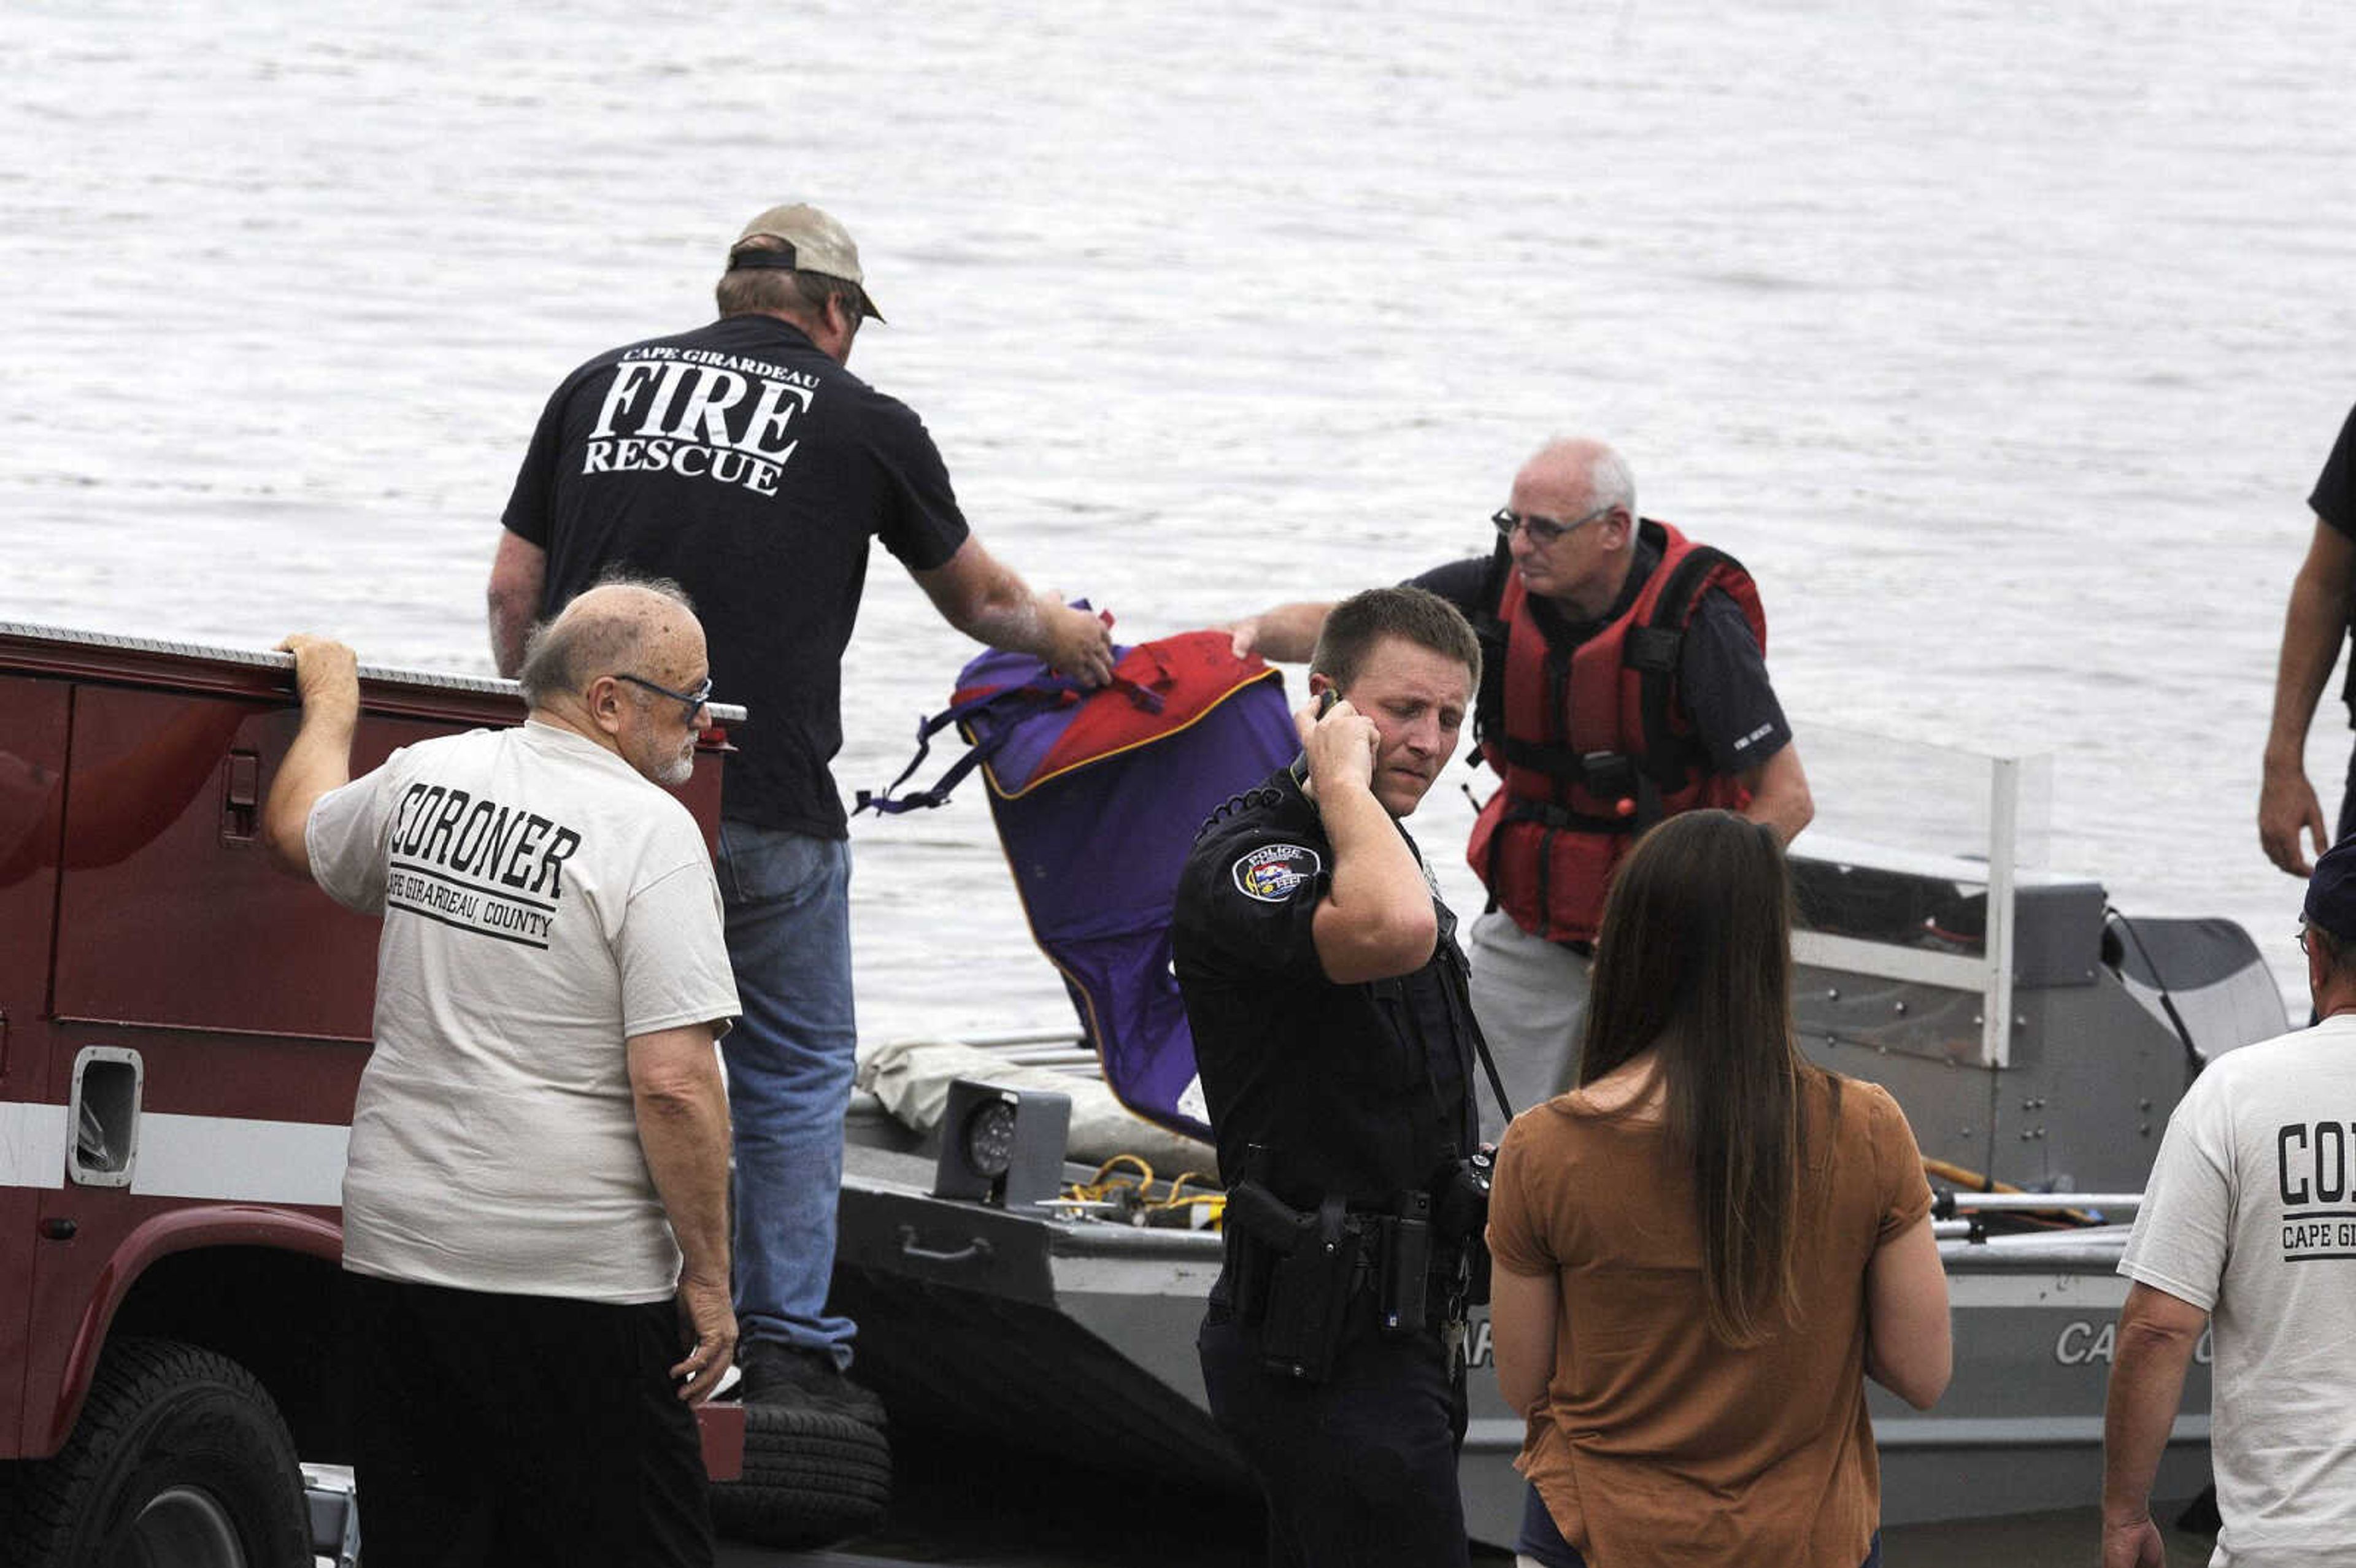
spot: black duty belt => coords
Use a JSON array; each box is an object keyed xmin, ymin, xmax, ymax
[{"xmin": 1221, "ymin": 1180, "xmax": 1472, "ymax": 1381}]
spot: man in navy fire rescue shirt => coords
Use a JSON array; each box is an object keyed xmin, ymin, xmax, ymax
[{"xmin": 487, "ymin": 203, "xmax": 1112, "ymax": 1420}]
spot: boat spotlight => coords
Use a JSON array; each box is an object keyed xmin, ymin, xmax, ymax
[{"xmin": 933, "ymin": 1078, "xmax": 1072, "ymax": 1212}]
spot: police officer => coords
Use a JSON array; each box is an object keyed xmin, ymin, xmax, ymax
[{"xmin": 1174, "ymin": 586, "xmax": 1491, "ymax": 1568}]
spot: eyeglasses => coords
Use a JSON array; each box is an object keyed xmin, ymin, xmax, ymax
[
  {"xmin": 1492, "ymin": 503, "xmax": 1615, "ymax": 547},
  {"xmin": 611, "ymin": 672, "xmax": 714, "ymax": 724}
]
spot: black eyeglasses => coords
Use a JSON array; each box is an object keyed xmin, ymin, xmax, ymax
[
  {"xmin": 611, "ymin": 672, "xmax": 714, "ymax": 723},
  {"xmin": 1492, "ymin": 503, "xmax": 1614, "ymax": 547}
]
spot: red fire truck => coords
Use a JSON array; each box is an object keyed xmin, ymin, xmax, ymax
[{"xmin": 0, "ymin": 624, "xmax": 744, "ymax": 1566}]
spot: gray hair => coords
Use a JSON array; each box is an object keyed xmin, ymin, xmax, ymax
[
  {"xmin": 2307, "ymin": 920, "xmax": 2356, "ymax": 985},
  {"xmin": 1584, "ymin": 444, "xmax": 1637, "ymax": 520},
  {"xmin": 516, "ymin": 570, "xmax": 696, "ymax": 708}
]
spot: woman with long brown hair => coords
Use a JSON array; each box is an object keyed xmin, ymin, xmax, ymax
[{"xmin": 1488, "ymin": 810, "xmax": 1950, "ymax": 1566}]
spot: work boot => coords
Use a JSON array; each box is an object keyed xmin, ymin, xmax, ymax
[{"xmin": 734, "ymin": 1338, "xmax": 887, "ymax": 1426}]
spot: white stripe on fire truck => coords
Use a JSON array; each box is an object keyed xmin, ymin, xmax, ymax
[
  {"xmin": 133, "ymin": 1114, "xmax": 349, "ymax": 1206},
  {"xmin": 0, "ymin": 1101, "xmax": 348, "ymax": 1205},
  {"xmin": 1, "ymin": 1100, "xmax": 71, "ymax": 1188}
]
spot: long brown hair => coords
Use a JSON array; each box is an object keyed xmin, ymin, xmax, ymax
[{"xmin": 1577, "ymin": 809, "xmax": 1822, "ymax": 1345}]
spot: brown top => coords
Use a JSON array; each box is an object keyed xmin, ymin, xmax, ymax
[{"xmin": 1487, "ymin": 1072, "xmax": 1932, "ymax": 1567}]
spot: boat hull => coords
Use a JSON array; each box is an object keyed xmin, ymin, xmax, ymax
[{"xmin": 834, "ymin": 1137, "xmax": 2208, "ymax": 1546}]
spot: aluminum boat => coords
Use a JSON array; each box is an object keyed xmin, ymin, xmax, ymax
[{"xmin": 833, "ymin": 728, "xmax": 2275, "ymax": 1545}]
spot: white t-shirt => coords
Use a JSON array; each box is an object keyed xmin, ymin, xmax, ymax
[
  {"xmin": 306, "ymin": 720, "xmax": 739, "ymax": 1304},
  {"xmin": 2119, "ymin": 1013, "xmax": 2356, "ymax": 1568}
]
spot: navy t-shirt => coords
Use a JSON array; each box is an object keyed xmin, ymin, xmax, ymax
[
  {"xmin": 2309, "ymin": 402, "xmax": 2356, "ymax": 715},
  {"xmin": 502, "ymin": 315, "xmax": 971, "ymax": 838},
  {"xmin": 2311, "ymin": 402, "xmax": 2356, "ymax": 537},
  {"xmin": 1409, "ymin": 530, "xmax": 1791, "ymax": 776}
]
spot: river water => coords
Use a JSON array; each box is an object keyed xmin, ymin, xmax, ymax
[{"xmin": 7, "ymin": 0, "xmax": 2354, "ymax": 1043}]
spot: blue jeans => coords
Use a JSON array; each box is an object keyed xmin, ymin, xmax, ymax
[
  {"xmin": 715, "ymin": 823, "xmax": 858, "ymax": 1366},
  {"xmin": 1515, "ymin": 1484, "xmax": 1881, "ymax": 1567}
]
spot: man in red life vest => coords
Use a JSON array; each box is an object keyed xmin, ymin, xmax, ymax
[{"xmin": 1227, "ymin": 437, "xmax": 1812, "ymax": 1133}]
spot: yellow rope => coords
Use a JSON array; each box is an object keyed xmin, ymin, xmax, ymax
[{"xmin": 1060, "ymin": 1155, "xmax": 1227, "ymax": 1226}]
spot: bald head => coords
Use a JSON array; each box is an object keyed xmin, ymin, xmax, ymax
[
  {"xmin": 1503, "ymin": 436, "xmax": 1644, "ymax": 619},
  {"xmin": 1517, "ymin": 437, "xmax": 1635, "ymax": 520},
  {"xmin": 517, "ymin": 577, "xmax": 702, "ymax": 712}
]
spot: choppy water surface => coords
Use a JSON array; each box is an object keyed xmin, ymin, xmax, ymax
[{"xmin": 7, "ymin": 1, "xmax": 2354, "ymax": 1036}]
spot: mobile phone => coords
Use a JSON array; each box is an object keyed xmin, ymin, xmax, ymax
[{"xmin": 1290, "ymin": 690, "xmax": 1338, "ymax": 789}]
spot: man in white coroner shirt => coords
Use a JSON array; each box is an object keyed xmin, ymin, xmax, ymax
[
  {"xmin": 2100, "ymin": 834, "xmax": 2356, "ymax": 1568},
  {"xmin": 261, "ymin": 578, "xmax": 739, "ymax": 1568}
]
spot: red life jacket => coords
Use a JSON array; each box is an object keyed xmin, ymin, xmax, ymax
[{"xmin": 1465, "ymin": 520, "xmax": 1767, "ymax": 943}]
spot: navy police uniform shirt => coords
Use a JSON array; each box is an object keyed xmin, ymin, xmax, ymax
[
  {"xmin": 1172, "ymin": 767, "xmax": 1480, "ymax": 1211},
  {"xmin": 502, "ymin": 314, "xmax": 971, "ymax": 840}
]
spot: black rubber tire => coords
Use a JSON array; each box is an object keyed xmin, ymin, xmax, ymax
[
  {"xmin": 709, "ymin": 1402, "xmax": 892, "ymax": 1550},
  {"xmin": 0, "ymin": 1337, "xmax": 310, "ymax": 1568}
]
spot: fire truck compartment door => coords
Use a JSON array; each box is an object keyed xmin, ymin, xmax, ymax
[
  {"xmin": 0, "ymin": 671, "xmax": 71, "ymax": 1450},
  {"xmin": 50, "ymin": 686, "xmax": 435, "ymax": 1039}
]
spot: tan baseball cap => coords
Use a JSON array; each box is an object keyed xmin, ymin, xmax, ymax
[{"xmin": 730, "ymin": 203, "xmax": 883, "ymax": 321}]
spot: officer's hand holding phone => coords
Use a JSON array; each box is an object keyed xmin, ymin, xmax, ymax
[{"xmin": 1294, "ymin": 688, "xmax": 1380, "ymax": 798}]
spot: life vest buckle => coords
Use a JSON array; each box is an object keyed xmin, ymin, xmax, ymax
[
  {"xmin": 1576, "ymin": 750, "xmax": 1641, "ymax": 807},
  {"xmin": 1623, "ymin": 625, "xmax": 1682, "ymax": 672}
]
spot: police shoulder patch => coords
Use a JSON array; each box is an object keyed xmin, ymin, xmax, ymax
[{"xmin": 1231, "ymin": 842, "xmax": 1323, "ymax": 904}]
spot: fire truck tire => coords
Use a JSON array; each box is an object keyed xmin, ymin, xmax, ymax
[
  {"xmin": 0, "ymin": 1337, "xmax": 310, "ymax": 1568},
  {"xmin": 708, "ymin": 1403, "xmax": 891, "ymax": 1550}
]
